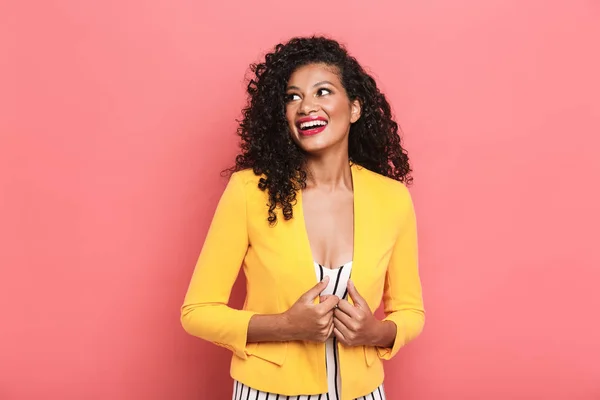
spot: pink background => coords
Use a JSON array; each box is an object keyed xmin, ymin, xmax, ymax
[{"xmin": 1, "ymin": 1, "xmax": 599, "ymax": 399}]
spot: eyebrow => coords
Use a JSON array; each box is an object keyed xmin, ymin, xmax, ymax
[{"xmin": 287, "ymin": 80, "xmax": 336, "ymax": 91}]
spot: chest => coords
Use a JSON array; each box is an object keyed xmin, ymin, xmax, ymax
[
  {"xmin": 244, "ymin": 173, "xmax": 400, "ymax": 309},
  {"xmin": 302, "ymin": 189, "xmax": 354, "ymax": 269}
]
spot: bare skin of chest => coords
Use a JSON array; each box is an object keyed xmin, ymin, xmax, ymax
[{"xmin": 302, "ymin": 188, "xmax": 354, "ymax": 270}]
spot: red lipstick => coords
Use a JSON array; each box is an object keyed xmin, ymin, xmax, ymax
[{"xmin": 295, "ymin": 116, "xmax": 328, "ymax": 136}]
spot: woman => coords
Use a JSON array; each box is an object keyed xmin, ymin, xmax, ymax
[{"xmin": 181, "ymin": 36, "xmax": 425, "ymax": 400}]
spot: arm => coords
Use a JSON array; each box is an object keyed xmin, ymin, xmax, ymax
[
  {"xmin": 181, "ymin": 172, "xmax": 339, "ymax": 352},
  {"xmin": 180, "ymin": 173, "xmax": 256, "ymax": 359},
  {"xmin": 376, "ymin": 188, "xmax": 425, "ymax": 359},
  {"xmin": 247, "ymin": 314, "xmax": 292, "ymax": 342},
  {"xmin": 371, "ymin": 320, "xmax": 397, "ymax": 349},
  {"xmin": 248, "ymin": 277, "xmax": 339, "ymax": 343}
]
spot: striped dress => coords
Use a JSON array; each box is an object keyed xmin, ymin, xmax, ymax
[{"xmin": 233, "ymin": 262, "xmax": 387, "ymax": 400}]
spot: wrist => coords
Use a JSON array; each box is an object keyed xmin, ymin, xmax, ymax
[
  {"xmin": 277, "ymin": 312, "xmax": 297, "ymax": 341},
  {"xmin": 371, "ymin": 319, "xmax": 396, "ymax": 348}
]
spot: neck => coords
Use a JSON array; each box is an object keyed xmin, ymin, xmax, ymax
[{"xmin": 304, "ymin": 153, "xmax": 353, "ymax": 191}]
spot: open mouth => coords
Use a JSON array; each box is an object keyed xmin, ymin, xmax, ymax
[{"xmin": 296, "ymin": 117, "xmax": 328, "ymax": 135}]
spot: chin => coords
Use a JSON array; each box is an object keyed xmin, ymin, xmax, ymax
[
  {"xmin": 301, "ymin": 145, "xmax": 332, "ymax": 156},
  {"xmin": 294, "ymin": 136, "xmax": 330, "ymax": 153}
]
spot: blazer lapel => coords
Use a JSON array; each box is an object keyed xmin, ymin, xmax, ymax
[
  {"xmin": 293, "ymin": 188, "xmax": 325, "ymax": 294},
  {"xmin": 349, "ymin": 163, "xmax": 376, "ymax": 307}
]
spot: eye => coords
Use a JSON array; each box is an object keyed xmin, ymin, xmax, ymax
[
  {"xmin": 285, "ymin": 93, "xmax": 301, "ymax": 102},
  {"xmin": 316, "ymin": 88, "xmax": 332, "ymax": 96}
]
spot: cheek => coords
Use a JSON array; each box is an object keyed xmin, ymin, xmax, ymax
[
  {"xmin": 285, "ymin": 107, "xmax": 296, "ymax": 130},
  {"xmin": 323, "ymin": 100, "xmax": 348, "ymax": 119},
  {"xmin": 325, "ymin": 105, "xmax": 352, "ymax": 130}
]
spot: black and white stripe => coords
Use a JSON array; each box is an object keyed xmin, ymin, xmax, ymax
[
  {"xmin": 233, "ymin": 261, "xmax": 386, "ymax": 400},
  {"xmin": 230, "ymin": 389, "xmax": 386, "ymax": 400}
]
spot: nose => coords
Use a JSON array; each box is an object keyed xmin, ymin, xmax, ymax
[{"xmin": 298, "ymin": 95, "xmax": 319, "ymax": 115}]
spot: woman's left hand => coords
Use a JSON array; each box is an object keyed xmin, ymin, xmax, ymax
[{"xmin": 333, "ymin": 279, "xmax": 381, "ymax": 347}]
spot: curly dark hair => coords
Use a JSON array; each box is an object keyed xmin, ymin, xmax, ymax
[{"xmin": 227, "ymin": 36, "xmax": 412, "ymax": 225}]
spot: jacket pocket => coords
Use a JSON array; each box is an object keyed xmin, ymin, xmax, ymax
[
  {"xmin": 364, "ymin": 345, "xmax": 377, "ymax": 367},
  {"xmin": 247, "ymin": 341, "xmax": 288, "ymax": 366}
]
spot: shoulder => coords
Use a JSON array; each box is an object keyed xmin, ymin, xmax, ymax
[
  {"xmin": 230, "ymin": 168, "xmax": 262, "ymax": 188},
  {"xmin": 354, "ymin": 164, "xmax": 415, "ymax": 227},
  {"xmin": 354, "ymin": 164, "xmax": 412, "ymax": 202},
  {"xmin": 228, "ymin": 169, "xmax": 268, "ymax": 206}
]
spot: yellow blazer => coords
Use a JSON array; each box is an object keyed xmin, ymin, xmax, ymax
[{"xmin": 181, "ymin": 163, "xmax": 425, "ymax": 400}]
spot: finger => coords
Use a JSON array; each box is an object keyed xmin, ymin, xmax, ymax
[
  {"xmin": 333, "ymin": 327, "xmax": 344, "ymax": 342},
  {"xmin": 326, "ymin": 321, "xmax": 335, "ymax": 339},
  {"xmin": 328, "ymin": 326, "xmax": 335, "ymax": 339},
  {"xmin": 301, "ymin": 276, "xmax": 330, "ymax": 302},
  {"xmin": 335, "ymin": 318, "xmax": 358, "ymax": 346},
  {"xmin": 333, "ymin": 325, "xmax": 350, "ymax": 345},
  {"xmin": 316, "ymin": 295, "xmax": 340, "ymax": 312},
  {"xmin": 336, "ymin": 299, "xmax": 360, "ymax": 319},
  {"xmin": 347, "ymin": 279, "xmax": 367, "ymax": 308},
  {"xmin": 328, "ymin": 312, "xmax": 336, "ymax": 329},
  {"xmin": 321, "ymin": 310, "xmax": 334, "ymax": 327},
  {"xmin": 333, "ymin": 306, "xmax": 356, "ymax": 328},
  {"xmin": 319, "ymin": 294, "xmax": 334, "ymax": 303}
]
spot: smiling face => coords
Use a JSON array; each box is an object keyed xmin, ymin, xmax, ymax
[{"xmin": 285, "ymin": 63, "xmax": 361, "ymax": 156}]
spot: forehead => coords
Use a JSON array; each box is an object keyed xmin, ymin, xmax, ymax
[{"xmin": 287, "ymin": 63, "xmax": 341, "ymax": 87}]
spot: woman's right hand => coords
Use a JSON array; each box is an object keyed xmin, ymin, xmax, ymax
[{"xmin": 282, "ymin": 276, "xmax": 340, "ymax": 342}]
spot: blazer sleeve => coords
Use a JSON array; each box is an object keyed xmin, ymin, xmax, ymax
[
  {"xmin": 180, "ymin": 172, "xmax": 257, "ymax": 359},
  {"xmin": 376, "ymin": 188, "xmax": 425, "ymax": 360}
]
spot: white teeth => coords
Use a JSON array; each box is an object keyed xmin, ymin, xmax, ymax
[{"xmin": 299, "ymin": 120, "xmax": 327, "ymax": 129}]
